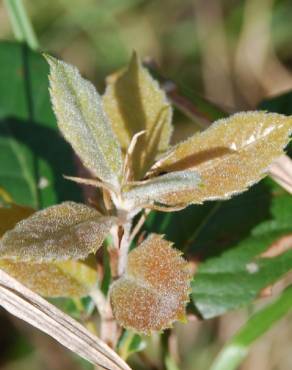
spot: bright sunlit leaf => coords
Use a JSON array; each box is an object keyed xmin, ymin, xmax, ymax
[
  {"xmin": 103, "ymin": 53, "xmax": 173, "ymax": 180},
  {"xmin": 110, "ymin": 234, "xmax": 191, "ymax": 334},
  {"xmin": 0, "ymin": 202, "xmax": 114, "ymax": 262},
  {"xmin": 46, "ymin": 55, "xmax": 123, "ymax": 186},
  {"xmin": 154, "ymin": 112, "xmax": 292, "ymax": 203},
  {"xmin": 0, "ymin": 258, "xmax": 98, "ymax": 297}
]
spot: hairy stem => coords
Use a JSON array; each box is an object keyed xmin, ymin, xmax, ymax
[{"xmin": 118, "ymin": 221, "xmax": 132, "ymax": 276}]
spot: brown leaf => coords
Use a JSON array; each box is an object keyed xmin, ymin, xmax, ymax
[
  {"xmin": 102, "ymin": 53, "xmax": 173, "ymax": 180},
  {"xmin": 154, "ymin": 112, "xmax": 292, "ymax": 204},
  {"xmin": 0, "ymin": 202, "xmax": 114, "ymax": 262},
  {"xmin": 0, "ymin": 258, "xmax": 98, "ymax": 297},
  {"xmin": 110, "ymin": 234, "xmax": 191, "ymax": 334}
]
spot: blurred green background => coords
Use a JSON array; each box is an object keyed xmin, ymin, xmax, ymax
[
  {"xmin": 1, "ymin": 1, "xmax": 292, "ymax": 370},
  {"xmin": 1, "ymin": 0, "xmax": 292, "ymax": 109}
]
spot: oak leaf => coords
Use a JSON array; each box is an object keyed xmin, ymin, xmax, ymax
[
  {"xmin": 103, "ymin": 53, "xmax": 173, "ymax": 180},
  {"xmin": 153, "ymin": 112, "xmax": 292, "ymax": 204},
  {"xmin": 46, "ymin": 55, "xmax": 123, "ymax": 187},
  {"xmin": 0, "ymin": 202, "xmax": 114, "ymax": 262},
  {"xmin": 110, "ymin": 234, "xmax": 191, "ymax": 333}
]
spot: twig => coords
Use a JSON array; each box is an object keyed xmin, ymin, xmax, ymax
[
  {"xmin": 128, "ymin": 209, "xmax": 151, "ymax": 245},
  {"xmin": 118, "ymin": 222, "xmax": 132, "ymax": 276}
]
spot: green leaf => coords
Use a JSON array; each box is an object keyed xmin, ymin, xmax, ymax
[
  {"xmin": 103, "ymin": 53, "xmax": 173, "ymax": 180},
  {"xmin": 0, "ymin": 202, "xmax": 114, "ymax": 262},
  {"xmin": 259, "ymin": 90, "xmax": 292, "ymax": 116},
  {"xmin": 117, "ymin": 330, "xmax": 146, "ymax": 360},
  {"xmin": 191, "ymin": 183, "xmax": 292, "ymax": 318},
  {"xmin": 0, "ymin": 42, "xmax": 81, "ymax": 208},
  {"xmin": 46, "ymin": 55, "xmax": 123, "ymax": 187},
  {"xmin": 145, "ymin": 178, "xmax": 292, "ymax": 319},
  {"xmin": 210, "ymin": 285, "xmax": 292, "ymax": 370}
]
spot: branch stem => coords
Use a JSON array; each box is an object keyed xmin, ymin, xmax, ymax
[{"xmin": 118, "ymin": 221, "xmax": 132, "ymax": 276}]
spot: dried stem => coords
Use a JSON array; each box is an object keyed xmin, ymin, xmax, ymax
[{"xmin": 90, "ymin": 289, "xmax": 108, "ymax": 318}]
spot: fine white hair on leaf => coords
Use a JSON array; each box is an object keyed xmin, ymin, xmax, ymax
[
  {"xmin": 0, "ymin": 202, "xmax": 114, "ymax": 262},
  {"xmin": 45, "ymin": 55, "xmax": 123, "ymax": 187},
  {"xmin": 124, "ymin": 170, "xmax": 201, "ymax": 208},
  {"xmin": 110, "ymin": 234, "xmax": 191, "ymax": 334},
  {"xmin": 154, "ymin": 111, "xmax": 292, "ymax": 204}
]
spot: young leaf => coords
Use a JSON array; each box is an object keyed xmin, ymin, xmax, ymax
[
  {"xmin": 110, "ymin": 234, "xmax": 191, "ymax": 334},
  {"xmin": 124, "ymin": 170, "xmax": 201, "ymax": 208},
  {"xmin": 46, "ymin": 55, "xmax": 123, "ymax": 186},
  {"xmin": 102, "ymin": 53, "xmax": 173, "ymax": 180},
  {"xmin": 154, "ymin": 112, "xmax": 292, "ymax": 203},
  {"xmin": 0, "ymin": 258, "xmax": 98, "ymax": 298},
  {"xmin": 0, "ymin": 269, "xmax": 131, "ymax": 370},
  {"xmin": 0, "ymin": 202, "xmax": 114, "ymax": 262}
]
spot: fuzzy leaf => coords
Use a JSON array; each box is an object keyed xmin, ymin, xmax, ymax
[
  {"xmin": 0, "ymin": 203, "xmax": 35, "ymax": 237},
  {"xmin": 124, "ymin": 170, "xmax": 201, "ymax": 208},
  {"xmin": 46, "ymin": 55, "xmax": 123, "ymax": 186},
  {"xmin": 102, "ymin": 53, "xmax": 173, "ymax": 180},
  {"xmin": 155, "ymin": 112, "xmax": 292, "ymax": 203},
  {"xmin": 110, "ymin": 234, "xmax": 191, "ymax": 334},
  {"xmin": 0, "ymin": 202, "xmax": 114, "ymax": 262},
  {"xmin": 0, "ymin": 258, "xmax": 98, "ymax": 297}
]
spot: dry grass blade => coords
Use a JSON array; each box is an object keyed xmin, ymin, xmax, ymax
[
  {"xmin": 0, "ymin": 269, "xmax": 131, "ymax": 370},
  {"xmin": 269, "ymin": 154, "xmax": 292, "ymax": 194}
]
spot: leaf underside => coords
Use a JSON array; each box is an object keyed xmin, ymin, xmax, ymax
[{"xmin": 124, "ymin": 170, "xmax": 201, "ymax": 208}]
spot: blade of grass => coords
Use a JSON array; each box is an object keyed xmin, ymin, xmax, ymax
[
  {"xmin": 210, "ymin": 285, "xmax": 292, "ymax": 370},
  {"xmin": 4, "ymin": 0, "xmax": 39, "ymax": 50},
  {"xmin": 0, "ymin": 269, "xmax": 131, "ymax": 370}
]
